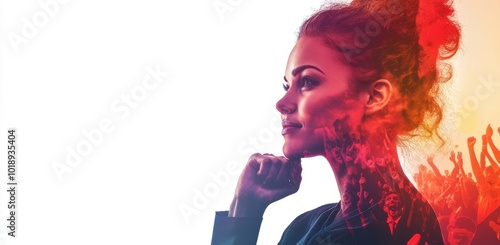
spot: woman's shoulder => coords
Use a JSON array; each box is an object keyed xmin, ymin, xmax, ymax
[
  {"xmin": 299, "ymin": 203, "xmax": 339, "ymax": 217},
  {"xmin": 291, "ymin": 203, "xmax": 340, "ymax": 226},
  {"xmin": 278, "ymin": 203, "xmax": 340, "ymax": 244}
]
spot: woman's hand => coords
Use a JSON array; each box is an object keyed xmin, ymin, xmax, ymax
[{"xmin": 229, "ymin": 153, "xmax": 302, "ymax": 217}]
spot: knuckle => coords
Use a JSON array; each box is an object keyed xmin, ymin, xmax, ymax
[
  {"xmin": 250, "ymin": 153, "xmax": 262, "ymax": 159},
  {"xmin": 266, "ymin": 157, "xmax": 279, "ymax": 165},
  {"xmin": 262, "ymin": 157, "xmax": 273, "ymax": 165}
]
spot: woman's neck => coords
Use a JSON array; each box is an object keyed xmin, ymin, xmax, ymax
[{"xmin": 323, "ymin": 125, "xmax": 412, "ymax": 216}]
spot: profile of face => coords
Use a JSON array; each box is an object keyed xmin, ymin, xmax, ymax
[{"xmin": 276, "ymin": 36, "xmax": 366, "ymax": 159}]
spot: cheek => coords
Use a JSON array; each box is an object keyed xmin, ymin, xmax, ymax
[
  {"xmin": 300, "ymin": 94, "xmax": 359, "ymax": 129},
  {"xmin": 299, "ymin": 97, "xmax": 329, "ymax": 128}
]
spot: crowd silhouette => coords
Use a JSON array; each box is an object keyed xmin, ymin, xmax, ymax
[
  {"xmin": 323, "ymin": 122, "xmax": 500, "ymax": 244},
  {"xmin": 415, "ymin": 124, "xmax": 500, "ymax": 245}
]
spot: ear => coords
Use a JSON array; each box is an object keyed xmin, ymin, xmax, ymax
[{"xmin": 364, "ymin": 79, "xmax": 392, "ymax": 115}]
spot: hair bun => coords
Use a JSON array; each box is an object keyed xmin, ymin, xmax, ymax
[{"xmin": 416, "ymin": 0, "xmax": 460, "ymax": 78}]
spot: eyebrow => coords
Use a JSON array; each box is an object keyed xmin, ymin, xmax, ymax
[
  {"xmin": 292, "ymin": 65, "xmax": 325, "ymax": 76},
  {"xmin": 284, "ymin": 65, "xmax": 325, "ymax": 82}
]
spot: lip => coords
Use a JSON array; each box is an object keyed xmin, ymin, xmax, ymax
[{"xmin": 282, "ymin": 120, "xmax": 302, "ymax": 135}]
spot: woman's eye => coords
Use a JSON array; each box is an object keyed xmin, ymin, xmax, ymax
[
  {"xmin": 299, "ymin": 77, "xmax": 318, "ymax": 90},
  {"xmin": 282, "ymin": 82, "xmax": 290, "ymax": 91},
  {"xmin": 282, "ymin": 77, "xmax": 317, "ymax": 92}
]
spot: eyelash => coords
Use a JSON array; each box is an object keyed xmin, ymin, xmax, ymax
[
  {"xmin": 283, "ymin": 76, "xmax": 318, "ymax": 92},
  {"xmin": 282, "ymin": 83, "xmax": 290, "ymax": 91}
]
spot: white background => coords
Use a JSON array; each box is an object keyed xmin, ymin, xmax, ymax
[{"xmin": 1, "ymin": 0, "xmax": 500, "ymax": 244}]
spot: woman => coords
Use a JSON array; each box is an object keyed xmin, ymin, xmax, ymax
[{"xmin": 211, "ymin": 0, "xmax": 460, "ymax": 244}]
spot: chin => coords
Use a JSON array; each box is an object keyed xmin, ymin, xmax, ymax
[
  {"xmin": 282, "ymin": 143, "xmax": 322, "ymax": 160},
  {"xmin": 282, "ymin": 147, "xmax": 302, "ymax": 159}
]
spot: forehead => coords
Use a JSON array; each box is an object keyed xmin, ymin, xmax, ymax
[
  {"xmin": 385, "ymin": 193, "xmax": 400, "ymax": 200},
  {"xmin": 285, "ymin": 36, "xmax": 348, "ymax": 76}
]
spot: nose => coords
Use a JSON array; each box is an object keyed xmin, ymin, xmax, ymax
[{"xmin": 275, "ymin": 92, "xmax": 297, "ymax": 115}]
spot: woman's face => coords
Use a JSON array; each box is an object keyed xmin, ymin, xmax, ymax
[{"xmin": 276, "ymin": 36, "xmax": 366, "ymax": 159}]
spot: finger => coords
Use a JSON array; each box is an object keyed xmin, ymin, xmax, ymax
[
  {"xmin": 274, "ymin": 157, "xmax": 293, "ymax": 187},
  {"xmin": 249, "ymin": 153, "xmax": 274, "ymax": 176},
  {"xmin": 263, "ymin": 158, "xmax": 281, "ymax": 186},
  {"xmin": 248, "ymin": 153, "xmax": 263, "ymax": 172},
  {"xmin": 257, "ymin": 157, "xmax": 273, "ymax": 179}
]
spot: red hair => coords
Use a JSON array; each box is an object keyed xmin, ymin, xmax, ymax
[{"xmin": 298, "ymin": 0, "xmax": 460, "ymax": 140}]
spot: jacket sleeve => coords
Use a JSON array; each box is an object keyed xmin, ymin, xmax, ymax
[{"xmin": 211, "ymin": 211, "xmax": 263, "ymax": 245}]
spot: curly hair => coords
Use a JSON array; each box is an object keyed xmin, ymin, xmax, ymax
[{"xmin": 297, "ymin": 0, "xmax": 461, "ymax": 141}]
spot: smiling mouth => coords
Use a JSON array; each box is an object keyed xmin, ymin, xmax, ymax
[{"xmin": 282, "ymin": 120, "xmax": 302, "ymax": 135}]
